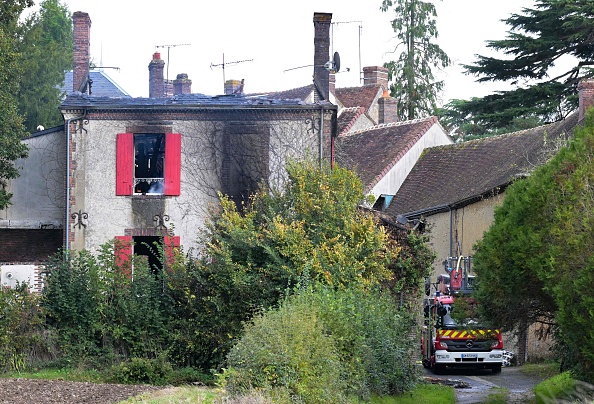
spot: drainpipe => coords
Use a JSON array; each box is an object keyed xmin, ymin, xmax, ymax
[
  {"xmin": 449, "ymin": 205, "xmax": 453, "ymax": 257},
  {"xmin": 65, "ymin": 113, "xmax": 86, "ymax": 252},
  {"xmin": 319, "ymin": 105, "xmax": 324, "ymax": 169}
]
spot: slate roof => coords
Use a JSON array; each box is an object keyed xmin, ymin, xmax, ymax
[
  {"xmin": 249, "ymin": 84, "xmax": 314, "ymax": 102},
  {"xmin": 337, "ymin": 107, "xmax": 365, "ymax": 135},
  {"xmin": 61, "ymin": 92, "xmax": 316, "ymax": 109},
  {"xmin": 386, "ymin": 112, "xmax": 580, "ymax": 217},
  {"xmin": 61, "ymin": 71, "xmax": 131, "ymax": 98},
  {"xmin": 335, "ymin": 84, "xmax": 382, "ymax": 112},
  {"xmin": 335, "ymin": 116, "xmax": 439, "ymax": 193}
]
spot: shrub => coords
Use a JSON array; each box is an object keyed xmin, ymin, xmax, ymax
[
  {"xmin": 0, "ymin": 282, "xmax": 48, "ymax": 371},
  {"xmin": 224, "ymin": 294, "xmax": 346, "ymax": 403},
  {"xmin": 224, "ymin": 287, "xmax": 419, "ymax": 402},
  {"xmin": 109, "ymin": 357, "xmax": 173, "ymax": 385}
]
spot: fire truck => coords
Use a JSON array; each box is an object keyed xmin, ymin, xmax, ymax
[{"xmin": 421, "ymin": 256, "xmax": 504, "ymax": 374}]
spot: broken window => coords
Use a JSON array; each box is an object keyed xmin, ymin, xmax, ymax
[
  {"xmin": 134, "ymin": 134, "xmax": 165, "ymax": 194},
  {"xmin": 116, "ymin": 133, "xmax": 181, "ymax": 196}
]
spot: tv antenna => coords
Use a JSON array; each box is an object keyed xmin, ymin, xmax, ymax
[
  {"xmin": 331, "ymin": 21, "xmax": 362, "ymax": 83},
  {"xmin": 156, "ymin": 43, "xmax": 191, "ymax": 90},
  {"xmin": 210, "ymin": 53, "xmax": 253, "ymax": 85},
  {"xmin": 283, "ymin": 51, "xmax": 344, "ymax": 73}
]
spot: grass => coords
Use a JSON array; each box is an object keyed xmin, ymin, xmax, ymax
[
  {"xmin": 119, "ymin": 386, "xmax": 220, "ymax": 404},
  {"xmin": 480, "ymin": 387, "xmax": 508, "ymax": 404},
  {"xmin": 118, "ymin": 382, "xmax": 455, "ymax": 404},
  {"xmin": 518, "ymin": 362, "xmax": 559, "ymax": 380},
  {"xmin": 533, "ymin": 371, "xmax": 576, "ymax": 404},
  {"xmin": 1, "ymin": 367, "xmax": 104, "ymax": 383},
  {"xmin": 368, "ymin": 383, "xmax": 455, "ymax": 404}
]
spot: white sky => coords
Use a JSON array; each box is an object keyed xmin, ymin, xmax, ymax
[{"xmin": 52, "ymin": 0, "xmax": 535, "ymax": 104}]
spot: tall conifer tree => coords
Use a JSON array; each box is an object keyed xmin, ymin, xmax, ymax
[{"xmin": 381, "ymin": 0, "xmax": 450, "ymax": 120}]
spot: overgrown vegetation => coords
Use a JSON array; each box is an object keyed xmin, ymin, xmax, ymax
[
  {"xmin": 473, "ymin": 109, "xmax": 594, "ymax": 383},
  {"xmin": 0, "ymin": 161, "xmax": 434, "ymax": 401}
]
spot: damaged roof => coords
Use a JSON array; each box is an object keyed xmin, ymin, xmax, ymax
[
  {"xmin": 335, "ymin": 116, "xmax": 440, "ymax": 192},
  {"xmin": 60, "ymin": 92, "xmax": 319, "ymax": 109},
  {"xmin": 386, "ymin": 112, "xmax": 580, "ymax": 217}
]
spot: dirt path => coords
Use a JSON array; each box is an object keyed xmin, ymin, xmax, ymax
[
  {"xmin": 425, "ymin": 366, "xmax": 547, "ymax": 403},
  {"xmin": 0, "ymin": 378, "xmax": 159, "ymax": 404}
]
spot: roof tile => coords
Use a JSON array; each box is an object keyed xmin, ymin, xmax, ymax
[{"xmin": 387, "ymin": 112, "xmax": 580, "ymax": 215}]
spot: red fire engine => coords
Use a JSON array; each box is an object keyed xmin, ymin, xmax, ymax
[{"xmin": 421, "ymin": 256, "xmax": 504, "ymax": 374}]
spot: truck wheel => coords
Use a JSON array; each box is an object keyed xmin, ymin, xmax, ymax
[
  {"xmin": 432, "ymin": 364, "xmax": 445, "ymax": 375},
  {"xmin": 491, "ymin": 365, "xmax": 502, "ymax": 374}
]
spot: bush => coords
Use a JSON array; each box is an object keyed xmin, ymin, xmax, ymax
[
  {"xmin": 109, "ymin": 357, "xmax": 173, "ymax": 385},
  {"xmin": 0, "ymin": 282, "xmax": 49, "ymax": 371},
  {"xmin": 224, "ymin": 294, "xmax": 346, "ymax": 403},
  {"xmin": 224, "ymin": 287, "xmax": 418, "ymax": 402}
]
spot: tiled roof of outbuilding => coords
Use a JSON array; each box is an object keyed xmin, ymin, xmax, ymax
[
  {"xmin": 335, "ymin": 116, "xmax": 439, "ymax": 192},
  {"xmin": 386, "ymin": 112, "xmax": 580, "ymax": 216},
  {"xmin": 337, "ymin": 107, "xmax": 365, "ymax": 136},
  {"xmin": 335, "ymin": 84, "xmax": 382, "ymax": 111}
]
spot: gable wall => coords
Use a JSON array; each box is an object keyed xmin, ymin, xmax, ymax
[
  {"xmin": 371, "ymin": 123, "xmax": 452, "ymax": 200},
  {"xmin": 347, "ymin": 114, "xmax": 374, "ymax": 134}
]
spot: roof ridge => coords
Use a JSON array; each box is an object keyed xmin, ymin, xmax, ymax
[{"xmin": 343, "ymin": 115, "xmax": 436, "ymax": 137}]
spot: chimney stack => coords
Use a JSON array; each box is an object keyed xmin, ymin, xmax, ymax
[
  {"xmin": 379, "ymin": 91, "xmax": 398, "ymax": 124},
  {"xmin": 313, "ymin": 12, "xmax": 332, "ymax": 102},
  {"xmin": 578, "ymin": 79, "xmax": 594, "ymax": 121},
  {"xmin": 224, "ymin": 79, "xmax": 244, "ymax": 95},
  {"xmin": 363, "ymin": 66, "xmax": 389, "ymax": 89},
  {"xmin": 173, "ymin": 73, "xmax": 192, "ymax": 95},
  {"xmin": 72, "ymin": 12, "xmax": 91, "ymax": 93},
  {"xmin": 148, "ymin": 52, "xmax": 165, "ymax": 98}
]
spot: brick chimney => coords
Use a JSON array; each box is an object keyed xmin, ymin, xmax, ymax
[
  {"xmin": 224, "ymin": 79, "xmax": 244, "ymax": 95},
  {"xmin": 313, "ymin": 12, "xmax": 332, "ymax": 102},
  {"xmin": 173, "ymin": 73, "xmax": 192, "ymax": 95},
  {"xmin": 363, "ymin": 66, "xmax": 389, "ymax": 89},
  {"xmin": 578, "ymin": 79, "xmax": 594, "ymax": 121},
  {"xmin": 379, "ymin": 90, "xmax": 398, "ymax": 124},
  {"xmin": 329, "ymin": 72, "xmax": 335, "ymax": 95},
  {"xmin": 148, "ymin": 52, "xmax": 165, "ymax": 98},
  {"xmin": 72, "ymin": 12, "xmax": 91, "ymax": 93}
]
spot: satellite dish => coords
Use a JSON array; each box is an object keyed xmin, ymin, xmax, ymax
[{"xmin": 333, "ymin": 52, "xmax": 340, "ymax": 73}]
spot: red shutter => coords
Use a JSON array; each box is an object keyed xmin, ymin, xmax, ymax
[
  {"xmin": 164, "ymin": 236, "xmax": 181, "ymax": 268},
  {"xmin": 115, "ymin": 236, "xmax": 133, "ymax": 277},
  {"xmin": 116, "ymin": 133, "xmax": 134, "ymax": 195},
  {"xmin": 164, "ymin": 133, "xmax": 181, "ymax": 196}
]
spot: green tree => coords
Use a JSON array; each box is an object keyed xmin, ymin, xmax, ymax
[
  {"xmin": 18, "ymin": 0, "xmax": 72, "ymax": 132},
  {"xmin": 185, "ymin": 160, "xmax": 431, "ymax": 369},
  {"xmin": 380, "ymin": 0, "xmax": 450, "ymax": 120},
  {"xmin": 0, "ymin": 0, "xmax": 31, "ymax": 210},
  {"xmin": 473, "ymin": 109, "xmax": 594, "ymax": 382},
  {"xmin": 443, "ymin": 0, "xmax": 594, "ymax": 136}
]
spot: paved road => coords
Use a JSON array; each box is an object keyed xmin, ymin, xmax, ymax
[{"xmin": 424, "ymin": 366, "xmax": 547, "ymax": 403}]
